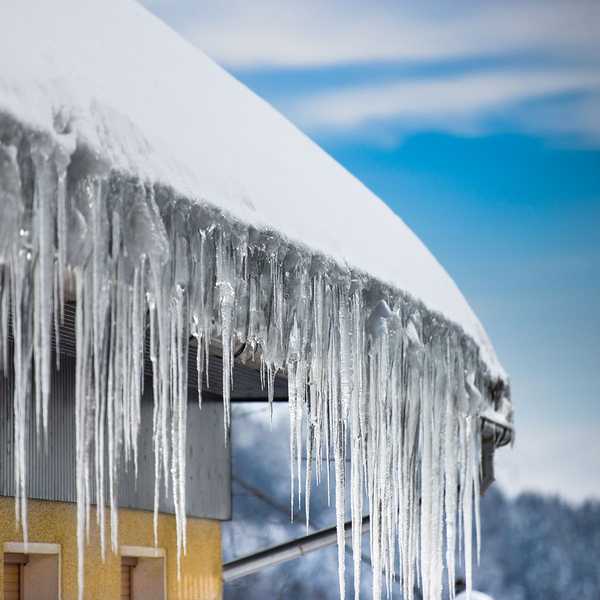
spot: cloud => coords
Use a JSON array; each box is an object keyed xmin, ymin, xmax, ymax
[
  {"xmin": 509, "ymin": 92, "xmax": 600, "ymax": 146},
  {"xmin": 147, "ymin": 0, "xmax": 600, "ymax": 70},
  {"xmin": 288, "ymin": 68, "xmax": 600, "ymax": 141},
  {"xmin": 141, "ymin": 0, "xmax": 600, "ymax": 144}
]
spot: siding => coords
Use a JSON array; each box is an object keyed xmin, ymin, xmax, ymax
[{"xmin": 0, "ymin": 353, "xmax": 230, "ymax": 520}]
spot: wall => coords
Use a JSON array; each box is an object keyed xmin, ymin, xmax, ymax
[{"xmin": 0, "ymin": 498, "xmax": 222, "ymax": 600}]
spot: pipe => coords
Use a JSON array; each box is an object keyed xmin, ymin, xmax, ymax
[{"xmin": 222, "ymin": 516, "xmax": 370, "ymax": 583}]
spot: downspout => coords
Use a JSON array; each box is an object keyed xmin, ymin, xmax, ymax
[{"xmin": 222, "ymin": 516, "xmax": 370, "ymax": 583}]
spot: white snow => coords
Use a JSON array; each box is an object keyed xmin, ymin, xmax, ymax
[
  {"xmin": 0, "ymin": 0, "xmax": 504, "ymax": 380},
  {"xmin": 0, "ymin": 2, "xmax": 512, "ymax": 600}
]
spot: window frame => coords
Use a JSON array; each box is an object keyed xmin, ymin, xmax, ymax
[
  {"xmin": 3, "ymin": 542, "xmax": 61, "ymax": 600},
  {"xmin": 120, "ymin": 546, "xmax": 166, "ymax": 600}
]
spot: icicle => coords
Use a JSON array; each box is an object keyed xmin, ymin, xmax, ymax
[
  {"xmin": 216, "ymin": 231, "xmax": 235, "ymax": 434},
  {"xmin": 31, "ymin": 141, "xmax": 55, "ymax": 442},
  {"xmin": 444, "ymin": 346, "xmax": 459, "ymax": 600},
  {"xmin": 350, "ymin": 287, "xmax": 365, "ymax": 600},
  {"xmin": 466, "ymin": 372, "xmax": 484, "ymax": 567},
  {"xmin": 74, "ymin": 267, "xmax": 89, "ymax": 600},
  {"xmin": 333, "ymin": 287, "xmax": 347, "ymax": 600},
  {"xmin": 0, "ymin": 139, "xmax": 29, "ymax": 547},
  {"xmin": 0, "ymin": 118, "xmax": 505, "ymax": 600}
]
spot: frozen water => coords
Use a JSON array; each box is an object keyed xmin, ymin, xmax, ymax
[{"xmin": 0, "ymin": 120, "xmax": 507, "ymax": 600}]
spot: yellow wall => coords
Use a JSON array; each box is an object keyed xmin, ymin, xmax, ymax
[{"xmin": 0, "ymin": 498, "xmax": 222, "ymax": 600}]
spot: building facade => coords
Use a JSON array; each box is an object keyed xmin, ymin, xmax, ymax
[{"xmin": 0, "ymin": 335, "xmax": 231, "ymax": 600}]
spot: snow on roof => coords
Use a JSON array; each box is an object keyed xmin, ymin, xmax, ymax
[{"xmin": 0, "ymin": 0, "xmax": 504, "ymax": 380}]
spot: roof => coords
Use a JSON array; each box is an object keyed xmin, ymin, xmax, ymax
[{"xmin": 0, "ymin": 0, "xmax": 504, "ymax": 380}]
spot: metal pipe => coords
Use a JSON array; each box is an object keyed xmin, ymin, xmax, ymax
[{"xmin": 222, "ymin": 516, "xmax": 370, "ymax": 583}]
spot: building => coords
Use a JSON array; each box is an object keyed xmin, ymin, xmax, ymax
[{"xmin": 0, "ymin": 0, "xmax": 513, "ymax": 599}]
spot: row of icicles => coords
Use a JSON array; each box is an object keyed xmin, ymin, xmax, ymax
[{"xmin": 0, "ymin": 127, "xmax": 490, "ymax": 599}]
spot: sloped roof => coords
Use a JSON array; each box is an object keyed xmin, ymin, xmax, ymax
[{"xmin": 0, "ymin": 0, "xmax": 503, "ymax": 380}]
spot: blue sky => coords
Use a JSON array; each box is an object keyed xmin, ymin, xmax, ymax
[{"xmin": 143, "ymin": 0, "xmax": 600, "ymax": 501}]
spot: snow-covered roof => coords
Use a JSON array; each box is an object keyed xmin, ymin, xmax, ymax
[{"xmin": 0, "ymin": 0, "xmax": 504, "ymax": 380}]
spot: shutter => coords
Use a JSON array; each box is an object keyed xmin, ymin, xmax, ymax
[
  {"xmin": 121, "ymin": 557, "xmax": 137, "ymax": 600},
  {"xmin": 121, "ymin": 564, "xmax": 132, "ymax": 600},
  {"xmin": 4, "ymin": 563, "xmax": 20, "ymax": 600}
]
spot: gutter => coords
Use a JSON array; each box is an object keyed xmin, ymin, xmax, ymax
[{"xmin": 481, "ymin": 409, "xmax": 513, "ymax": 448}]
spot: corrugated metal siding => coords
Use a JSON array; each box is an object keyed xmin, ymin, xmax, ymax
[
  {"xmin": 0, "ymin": 352, "xmax": 231, "ymax": 520},
  {"xmin": 0, "ymin": 372, "xmax": 14, "ymax": 497},
  {"xmin": 0, "ymin": 356, "xmax": 76, "ymax": 503},
  {"xmin": 117, "ymin": 382, "xmax": 231, "ymax": 519}
]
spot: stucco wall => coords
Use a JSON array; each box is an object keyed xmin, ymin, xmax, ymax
[{"xmin": 0, "ymin": 498, "xmax": 222, "ymax": 600}]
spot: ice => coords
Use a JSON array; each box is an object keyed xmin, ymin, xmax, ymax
[{"xmin": 0, "ymin": 120, "xmax": 505, "ymax": 600}]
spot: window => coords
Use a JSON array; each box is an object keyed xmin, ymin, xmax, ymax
[
  {"xmin": 120, "ymin": 547, "xmax": 165, "ymax": 600},
  {"xmin": 3, "ymin": 543, "xmax": 60, "ymax": 600}
]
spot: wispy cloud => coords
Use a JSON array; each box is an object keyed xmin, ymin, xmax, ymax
[
  {"xmin": 289, "ymin": 69, "xmax": 600, "ymax": 141},
  {"xmin": 145, "ymin": 0, "xmax": 600, "ymax": 70},
  {"xmin": 141, "ymin": 0, "xmax": 600, "ymax": 144}
]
